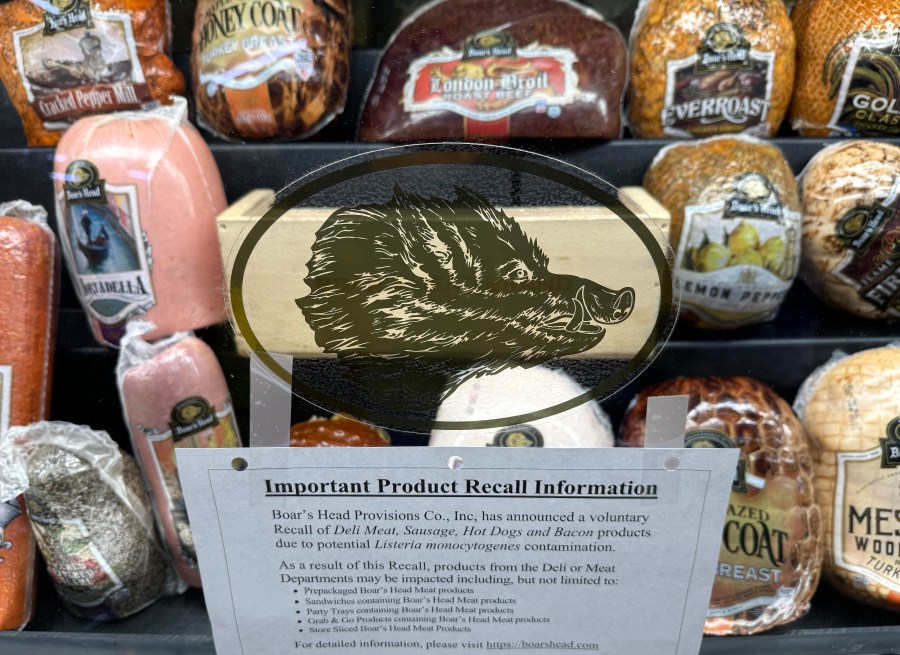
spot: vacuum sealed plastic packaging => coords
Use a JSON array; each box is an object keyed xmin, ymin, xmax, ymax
[
  {"xmin": 0, "ymin": 0, "xmax": 185, "ymax": 146},
  {"xmin": 644, "ymin": 136, "xmax": 801, "ymax": 328},
  {"xmin": 429, "ymin": 366, "xmax": 615, "ymax": 447},
  {"xmin": 290, "ymin": 415, "xmax": 391, "ymax": 447},
  {"xmin": 791, "ymin": 0, "xmax": 900, "ymax": 137},
  {"xmin": 794, "ymin": 345, "xmax": 900, "ymax": 611},
  {"xmin": 52, "ymin": 99, "xmax": 228, "ymax": 347},
  {"xmin": 0, "ymin": 200, "xmax": 57, "ymax": 631},
  {"xmin": 192, "ymin": 0, "xmax": 352, "ymax": 140},
  {"xmin": 359, "ymin": 0, "xmax": 627, "ymax": 142},
  {"xmin": 798, "ymin": 141, "xmax": 900, "ymax": 319},
  {"xmin": 627, "ymin": 0, "xmax": 795, "ymax": 138},
  {"xmin": 619, "ymin": 376, "xmax": 822, "ymax": 635},
  {"xmin": 0, "ymin": 421, "xmax": 182, "ymax": 621},
  {"xmin": 117, "ymin": 322, "xmax": 241, "ymax": 587}
]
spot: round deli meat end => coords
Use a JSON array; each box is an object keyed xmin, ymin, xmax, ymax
[
  {"xmin": 790, "ymin": 0, "xmax": 900, "ymax": 137},
  {"xmin": 796, "ymin": 347, "xmax": 900, "ymax": 610},
  {"xmin": 644, "ymin": 136, "xmax": 801, "ymax": 328},
  {"xmin": 359, "ymin": 0, "xmax": 627, "ymax": 142},
  {"xmin": 619, "ymin": 376, "xmax": 822, "ymax": 635},
  {"xmin": 799, "ymin": 140, "xmax": 900, "ymax": 319},
  {"xmin": 627, "ymin": 0, "xmax": 795, "ymax": 139}
]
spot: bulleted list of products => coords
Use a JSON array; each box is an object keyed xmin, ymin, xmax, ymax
[{"xmin": 180, "ymin": 449, "xmax": 735, "ymax": 655}]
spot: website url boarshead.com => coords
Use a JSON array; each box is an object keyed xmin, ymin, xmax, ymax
[{"xmin": 486, "ymin": 641, "xmax": 599, "ymax": 650}]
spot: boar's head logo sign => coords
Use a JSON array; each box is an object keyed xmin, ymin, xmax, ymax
[{"xmin": 296, "ymin": 185, "xmax": 635, "ymax": 404}]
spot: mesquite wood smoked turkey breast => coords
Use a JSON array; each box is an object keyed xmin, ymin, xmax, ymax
[{"xmin": 619, "ymin": 376, "xmax": 822, "ymax": 635}]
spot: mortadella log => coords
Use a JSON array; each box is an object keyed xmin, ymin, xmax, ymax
[
  {"xmin": 117, "ymin": 323, "xmax": 241, "ymax": 587},
  {"xmin": 52, "ymin": 98, "xmax": 228, "ymax": 347},
  {"xmin": 0, "ymin": 201, "xmax": 57, "ymax": 631}
]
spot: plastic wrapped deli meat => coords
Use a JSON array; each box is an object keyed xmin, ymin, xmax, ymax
[
  {"xmin": 619, "ymin": 377, "xmax": 822, "ymax": 635},
  {"xmin": 627, "ymin": 0, "xmax": 795, "ymax": 138},
  {"xmin": 290, "ymin": 415, "xmax": 391, "ymax": 447},
  {"xmin": 0, "ymin": 422, "xmax": 182, "ymax": 621},
  {"xmin": 0, "ymin": 0, "xmax": 185, "ymax": 146},
  {"xmin": 117, "ymin": 322, "xmax": 241, "ymax": 587},
  {"xmin": 429, "ymin": 366, "xmax": 615, "ymax": 448},
  {"xmin": 192, "ymin": 0, "xmax": 351, "ymax": 140},
  {"xmin": 359, "ymin": 0, "xmax": 627, "ymax": 142},
  {"xmin": 644, "ymin": 136, "xmax": 801, "ymax": 328},
  {"xmin": 794, "ymin": 346, "xmax": 900, "ymax": 610},
  {"xmin": 798, "ymin": 141, "xmax": 900, "ymax": 319},
  {"xmin": 790, "ymin": 0, "xmax": 900, "ymax": 137},
  {"xmin": 52, "ymin": 99, "xmax": 228, "ymax": 347},
  {"xmin": 0, "ymin": 201, "xmax": 57, "ymax": 631}
]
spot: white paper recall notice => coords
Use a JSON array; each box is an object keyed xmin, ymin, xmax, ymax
[{"xmin": 177, "ymin": 447, "xmax": 737, "ymax": 655}]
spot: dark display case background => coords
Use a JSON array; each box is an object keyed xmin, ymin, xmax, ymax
[{"xmin": 0, "ymin": 1, "xmax": 898, "ymax": 654}]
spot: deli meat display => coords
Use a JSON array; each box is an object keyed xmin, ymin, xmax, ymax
[{"xmin": 0, "ymin": 1, "xmax": 899, "ymax": 654}]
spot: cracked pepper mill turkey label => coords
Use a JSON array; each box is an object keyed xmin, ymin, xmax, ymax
[
  {"xmin": 828, "ymin": 31, "xmax": 900, "ymax": 136},
  {"xmin": 677, "ymin": 173, "xmax": 799, "ymax": 325},
  {"xmin": 831, "ymin": 178, "xmax": 900, "ymax": 317},
  {"xmin": 662, "ymin": 23, "xmax": 775, "ymax": 138},
  {"xmin": 403, "ymin": 30, "xmax": 579, "ymax": 138},
  {"xmin": 833, "ymin": 417, "xmax": 900, "ymax": 595},
  {"xmin": 12, "ymin": 5, "xmax": 152, "ymax": 130},
  {"xmin": 195, "ymin": 0, "xmax": 317, "ymax": 134}
]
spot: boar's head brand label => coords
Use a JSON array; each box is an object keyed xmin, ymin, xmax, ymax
[
  {"xmin": 489, "ymin": 425, "xmax": 544, "ymax": 448},
  {"xmin": 0, "ymin": 499, "xmax": 21, "ymax": 564},
  {"xmin": 833, "ymin": 417, "xmax": 900, "ymax": 595},
  {"xmin": 832, "ymin": 178, "xmax": 900, "ymax": 317},
  {"xmin": 662, "ymin": 23, "xmax": 775, "ymax": 138},
  {"xmin": 402, "ymin": 30, "xmax": 580, "ymax": 138},
  {"xmin": 169, "ymin": 396, "xmax": 221, "ymax": 440},
  {"xmin": 685, "ymin": 429, "xmax": 748, "ymax": 493},
  {"xmin": 676, "ymin": 174, "xmax": 799, "ymax": 326},
  {"xmin": 13, "ymin": 7, "xmax": 153, "ymax": 129},
  {"xmin": 57, "ymin": 159, "xmax": 156, "ymax": 339},
  {"xmin": 827, "ymin": 31, "xmax": 900, "ymax": 137}
]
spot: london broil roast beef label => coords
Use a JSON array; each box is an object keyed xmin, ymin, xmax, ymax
[
  {"xmin": 662, "ymin": 23, "xmax": 775, "ymax": 138},
  {"xmin": 828, "ymin": 31, "xmax": 900, "ymax": 137},
  {"xmin": 676, "ymin": 173, "xmax": 800, "ymax": 325},
  {"xmin": 833, "ymin": 416, "xmax": 900, "ymax": 593},
  {"xmin": 831, "ymin": 177, "xmax": 900, "ymax": 317},
  {"xmin": 58, "ymin": 159, "xmax": 156, "ymax": 326},
  {"xmin": 402, "ymin": 30, "xmax": 579, "ymax": 137},
  {"xmin": 13, "ymin": 9, "xmax": 153, "ymax": 130}
]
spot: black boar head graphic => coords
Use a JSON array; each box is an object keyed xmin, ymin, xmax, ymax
[{"xmin": 296, "ymin": 186, "xmax": 634, "ymax": 412}]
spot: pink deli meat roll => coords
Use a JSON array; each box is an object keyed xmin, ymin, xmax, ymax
[{"xmin": 53, "ymin": 99, "xmax": 227, "ymax": 347}]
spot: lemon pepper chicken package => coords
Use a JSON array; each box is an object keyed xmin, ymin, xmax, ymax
[
  {"xmin": 619, "ymin": 376, "xmax": 822, "ymax": 635},
  {"xmin": 798, "ymin": 140, "xmax": 900, "ymax": 319},
  {"xmin": 0, "ymin": 0, "xmax": 185, "ymax": 146},
  {"xmin": 644, "ymin": 136, "xmax": 801, "ymax": 328},
  {"xmin": 791, "ymin": 0, "xmax": 900, "ymax": 137},
  {"xmin": 358, "ymin": 0, "xmax": 627, "ymax": 142},
  {"xmin": 627, "ymin": 0, "xmax": 795, "ymax": 138},
  {"xmin": 794, "ymin": 345, "xmax": 900, "ymax": 610},
  {"xmin": 0, "ymin": 421, "xmax": 183, "ymax": 621}
]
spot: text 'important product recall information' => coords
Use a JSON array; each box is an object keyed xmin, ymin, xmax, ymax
[{"xmin": 178, "ymin": 447, "xmax": 737, "ymax": 655}]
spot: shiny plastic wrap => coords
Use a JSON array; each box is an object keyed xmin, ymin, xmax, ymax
[
  {"xmin": 192, "ymin": 0, "xmax": 351, "ymax": 141},
  {"xmin": 290, "ymin": 415, "xmax": 391, "ymax": 447},
  {"xmin": 793, "ymin": 345, "xmax": 900, "ymax": 611},
  {"xmin": 428, "ymin": 366, "xmax": 615, "ymax": 448},
  {"xmin": 52, "ymin": 98, "xmax": 228, "ymax": 347},
  {"xmin": 798, "ymin": 140, "xmax": 900, "ymax": 320},
  {"xmin": 627, "ymin": 0, "xmax": 795, "ymax": 138},
  {"xmin": 0, "ymin": 200, "xmax": 57, "ymax": 632},
  {"xmin": 358, "ymin": 0, "xmax": 627, "ymax": 142},
  {"xmin": 644, "ymin": 136, "xmax": 801, "ymax": 328},
  {"xmin": 0, "ymin": 0, "xmax": 185, "ymax": 146},
  {"xmin": 618, "ymin": 376, "xmax": 822, "ymax": 636},
  {"xmin": 790, "ymin": 0, "xmax": 900, "ymax": 137},
  {"xmin": 0, "ymin": 421, "xmax": 183, "ymax": 621},
  {"xmin": 116, "ymin": 321, "xmax": 241, "ymax": 588}
]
